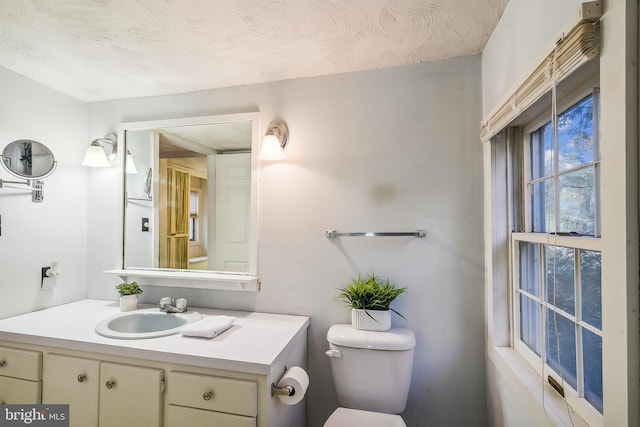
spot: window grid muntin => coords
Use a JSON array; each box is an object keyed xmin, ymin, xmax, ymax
[{"xmin": 529, "ymin": 161, "xmax": 599, "ymax": 186}]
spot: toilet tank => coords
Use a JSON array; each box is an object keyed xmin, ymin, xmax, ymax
[{"xmin": 326, "ymin": 324, "xmax": 416, "ymax": 414}]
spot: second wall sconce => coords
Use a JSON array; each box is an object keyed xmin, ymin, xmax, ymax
[
  {"xmin": 81, "ymin": 133, "xmax": 118, "ymax": 167},
  {"xmin": 258, "ymin": 121, "xmax": 288, "ymax": 160},
  {"xmin": 125, "ymin": 150, "xmax": 138, "ymax": 174}
]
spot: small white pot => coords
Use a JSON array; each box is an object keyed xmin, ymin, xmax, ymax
[
  {"xmin": 351, "ymin": 309, "xmax": 391, "ymax": 331},
  {"xmin": 119, "ymin": 294, "xmax": 138, "ymax": 312}
]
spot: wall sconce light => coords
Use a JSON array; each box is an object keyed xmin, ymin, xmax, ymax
[
  {"xmin": 258, "ymin": 121, "xmax": 288, "ymax": 160},
  {"xmin": 126, "ymin": 150, "xmax": 138, "ymax": 174},
  {"xmin": 81, "ymin": 133, "xmax": 117, "ymax": 167}
]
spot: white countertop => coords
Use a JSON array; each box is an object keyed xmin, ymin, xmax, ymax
[{"xmin": 0, "ymin": 299, "xmax": 310, "ymax": 375}]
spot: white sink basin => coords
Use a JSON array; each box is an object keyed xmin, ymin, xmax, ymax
[{"xmin": 95, "ymin": 309, "xmax": 202, "ymax": 339}]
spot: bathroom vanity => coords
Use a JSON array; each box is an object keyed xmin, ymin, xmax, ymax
[{"xmin": 0, "ymin": 300, "xmax": 309, "ymax": 427}]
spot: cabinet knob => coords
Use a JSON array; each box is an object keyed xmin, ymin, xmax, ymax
[
  {"xmin": 0, "ymin": 360, "xmax": 5, "ymax": 368},
  {"xmin": 77, "ymin": 374, "xmax": 86, "ymax": 383},
  {"xmin": 105, "ymin": 380, "xmax": 116, "ymax": 389},
  {"xmin": 202, "ymin": 391, "xmax": 214, "ymax": 401}
]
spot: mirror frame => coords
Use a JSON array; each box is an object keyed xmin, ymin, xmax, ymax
[
  {"xmin": 1, "ymin": 139, "xmax": 57, "ymax": 179},
  {"xmin": 105, "ymin": 112, "xmax": 260, "ymax": 291}
]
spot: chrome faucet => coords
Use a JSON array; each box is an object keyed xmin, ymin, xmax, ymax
[{"xmin": 159, "ymin": 297, "xmax": 188, "ymax": 313}]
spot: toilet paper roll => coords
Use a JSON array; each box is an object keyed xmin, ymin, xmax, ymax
[{"xmin": 276, "ymin": 366, "xmax": 309, "ymax": 405}]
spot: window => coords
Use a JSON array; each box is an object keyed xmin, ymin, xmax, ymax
[
  {"xmin": 528, "ymin": 95, "xmax": 600, "ymax": 236},
  {"xmin": 511, "ymin": 90, "xmax": 603, "ymax": 414},
  {"xmin": 189, "ymin": 191, "xmax": 199, "ymax": 242}
]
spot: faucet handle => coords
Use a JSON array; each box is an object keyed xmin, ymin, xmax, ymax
[{"xmin": 175, "ymin": 298, "xmax": 187, "ymax": 311}]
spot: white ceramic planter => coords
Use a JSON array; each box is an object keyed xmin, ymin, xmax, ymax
[
  {"xmin": 119, "ymin": 294, "xmax": 138, "ymax": 312},
  {"xmin": 351, "ymin": 309, "xmax": 391, "ymax": 331}
]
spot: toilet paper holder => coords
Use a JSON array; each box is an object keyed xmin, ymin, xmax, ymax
[
  {"xmin": 271, "ymin": 366, "xmax": 295, "ymax": 397},
  {"xmin": 271, "ymin": 384, "xmax": 295, "ymax": 397}
]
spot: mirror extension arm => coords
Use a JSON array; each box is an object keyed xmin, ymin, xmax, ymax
[{"xmin": 0, "ymin": 179, "xmax": 44, "ymax": 203}]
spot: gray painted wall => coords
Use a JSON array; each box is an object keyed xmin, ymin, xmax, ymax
[
  {"xmin": 88, "ymin": 56, "xmax": 486, "ymax": 426},
  {"xmin": 0, "ymin": 66, "xmax": 88, "ymax": 318}
]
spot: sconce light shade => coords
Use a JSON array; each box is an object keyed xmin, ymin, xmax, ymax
[
  {"xmin": 259, "ymin": 135, "xmax": 285, "ymax": 160},
  {"xmin": 81, "ymin": 133, "xmax": 117, "ymax": 167},
  {"xmin": 258, "ymin": 121, "xmax": 288, "ymax": 161},
  {"xmin": 81, "ymin": 143, "xmax": 110, "ymax": 167},
  {"xmin": 126, "ymin": 151, "xmax": 138, "ymax": 174}
]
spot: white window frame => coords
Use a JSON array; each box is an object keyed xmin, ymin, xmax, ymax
[
  {"xmin": 490, "ymin": 75, "xmax": 604, "ymax": 426},
  {"xmin": 510, "ymin": 84, "xmax": 603, "ymax": 426}
]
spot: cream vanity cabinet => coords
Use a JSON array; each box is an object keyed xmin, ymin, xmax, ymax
[
  {"xmin": 0, "ymin": 346, "xmax": 42, "ymax": 404},
  {"xmin": 42, "ymin": 354, "xmax": 163, "ymax": 427},
  {"xmin": 0, "ymin": 300, "xmax": 310, "ymax": 427},
  {"xmin": 35, "ymin": 348, "xmax": 264, "ymax": 427}
]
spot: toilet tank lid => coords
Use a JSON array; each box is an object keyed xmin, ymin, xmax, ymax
[{"xmin": 327, "ymin": 324, "xmax": 416, "ymax": 350}]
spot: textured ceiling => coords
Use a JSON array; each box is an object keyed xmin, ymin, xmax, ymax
[{"xmin": 0, "ymin": 0, "xmax": 508, "ymax": 102}]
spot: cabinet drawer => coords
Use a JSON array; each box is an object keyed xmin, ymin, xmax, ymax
[
  {"xmin": 0, "ymin": 376, "xmax": 41, "ymax": 404},
  {"xmin": 0, "ymin": 346, "xmax": 42, "ymax": 381},
  {"xmin": 167, "ymin": 371, "xmax": 257, "ymax": 417},
  {"xmin": 167, "ymin": 405, "xmax": 255, "ymax": 427}
]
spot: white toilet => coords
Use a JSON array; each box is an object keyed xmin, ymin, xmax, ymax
[{"xmin": 324, "ymin": 324, "xmax": 416, "ymax": 427}]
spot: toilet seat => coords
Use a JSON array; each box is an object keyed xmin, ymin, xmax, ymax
[{"xmin": 324, "ymin": 407, "xmax": 407, "ymax": 427}]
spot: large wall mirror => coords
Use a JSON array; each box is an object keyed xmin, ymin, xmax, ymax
[{"xmin": 115, "ymin": 113, "xmax": 260, "ymax": 291}]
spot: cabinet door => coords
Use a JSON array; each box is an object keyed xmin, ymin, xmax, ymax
[
  {"xmin": 98, "ymin": 362, "xmax": 163, "ymax": 427},
  {"xmin": 0, "ymin": 377, "xmax": 40, "ymax": 404},
  {"xmin": 167, "ymin": 405, "xmax": 255, "ymax": 427},
  {"xmin": 42, "ymin": 354, "xmax": 100, "ymax": 427}
]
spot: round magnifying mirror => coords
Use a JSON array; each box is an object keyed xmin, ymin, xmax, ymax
[{"xmin": 1, "ymin": 140, "xmax": 57, "ymax": 179}]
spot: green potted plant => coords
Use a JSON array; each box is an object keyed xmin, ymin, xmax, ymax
[
  {"xmin": 115, "ymin": 282, "xmax": 143, "ymax": 312},
  {"xmin": 336, "ymin": 274, "xmax": 407, "ymax": 331}
]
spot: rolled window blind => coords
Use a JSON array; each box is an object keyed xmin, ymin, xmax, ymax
[{"xmin": 480, "ymin": 20, "xmax": 600, "ymax": 143}]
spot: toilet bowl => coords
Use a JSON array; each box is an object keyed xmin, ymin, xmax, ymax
[{"xmin": 324, "ymin": 324, "xmax": 416, "ymax": 427}]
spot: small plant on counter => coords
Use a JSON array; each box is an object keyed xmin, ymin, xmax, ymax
[
  {"xmin": 115, "ymin": 282, "xmax": 143, "ymax": 297},
  {"xmin": 336, "ymin": 274, "xmax": 407, "ymax": 323}
]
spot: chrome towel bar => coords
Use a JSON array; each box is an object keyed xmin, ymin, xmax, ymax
[{"xmin": 326, "ymin": 229, "xmax": 426, "ymax": 238}]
